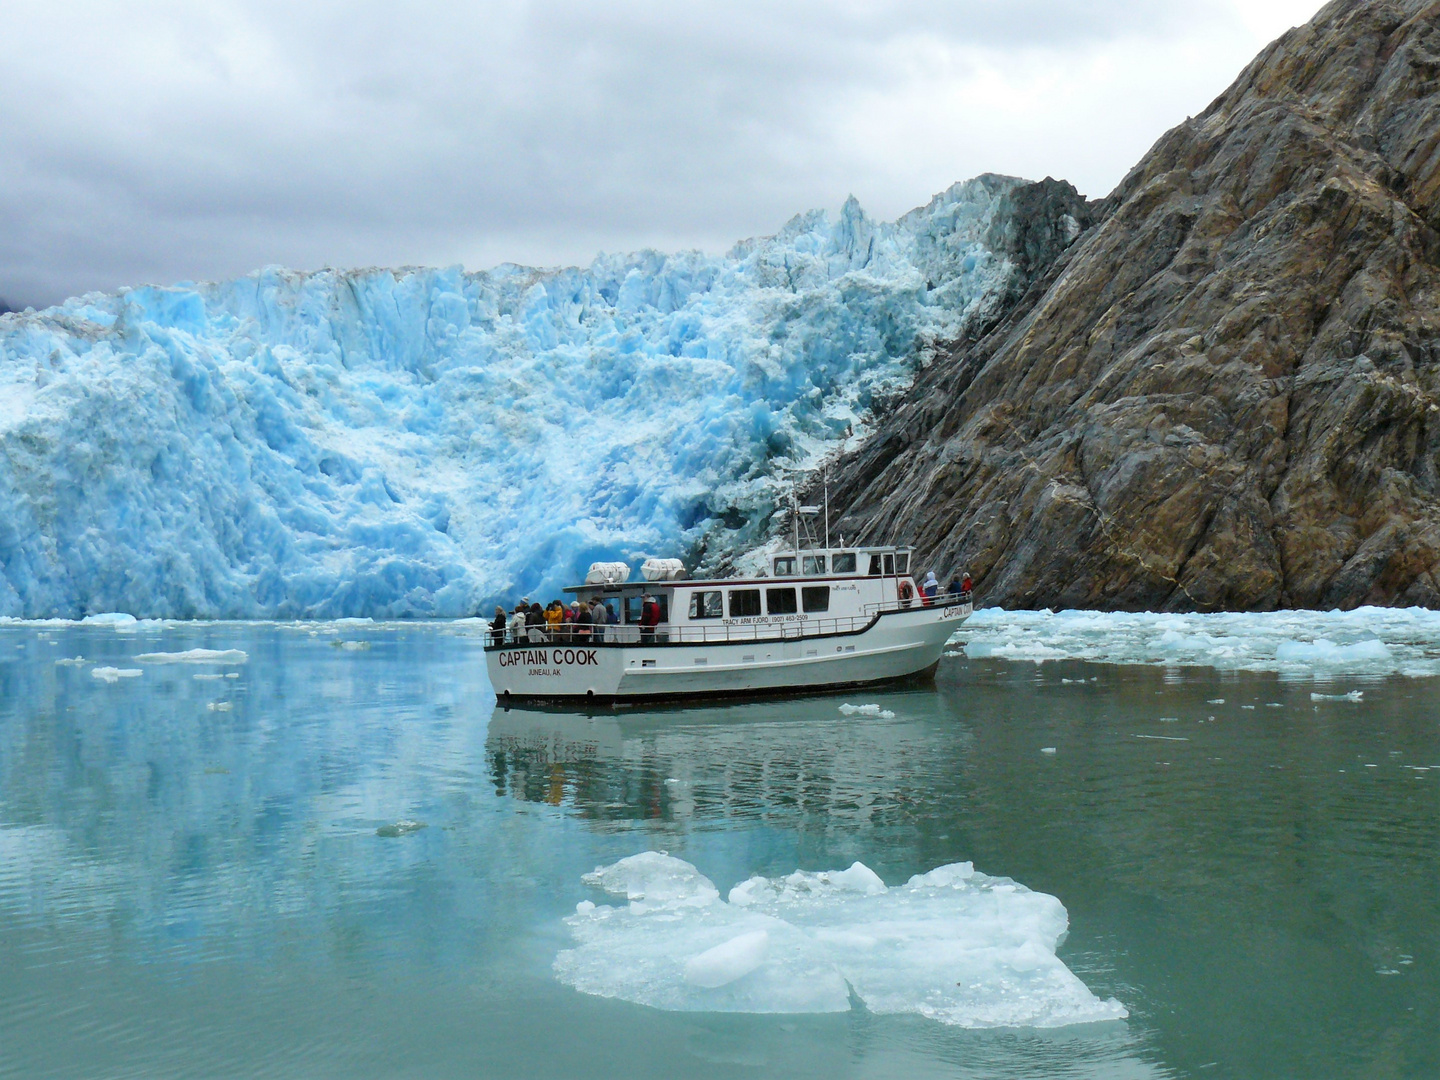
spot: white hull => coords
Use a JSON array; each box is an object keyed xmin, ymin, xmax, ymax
[{"xmin": 486, "ymin": 601, "xmax": 970, "ymax": 703}]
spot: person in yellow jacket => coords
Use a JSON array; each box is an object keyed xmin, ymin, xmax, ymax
[{"xmin": 545, "ymin": 600, "xmax": 565, "ymax": 639}]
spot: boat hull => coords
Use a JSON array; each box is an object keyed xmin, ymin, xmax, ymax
[{"xmin": 485, "ymin": 602, "xmax": 969, "ymax": 704}]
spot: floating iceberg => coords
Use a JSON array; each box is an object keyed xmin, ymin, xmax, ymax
[
  {"xmin": 90, "ymin": 666, "xmax": 142, "ymax": 682},
  {"xmin": 133, "ymin": 648, "xmax": 249, "ymax": 664},
  {"xmin": 553, "ymin": 852, "xmax": 1127, "ymax": 1028},
  {"xmin": 0, "ymin": 178, "xmax": 1026, "ymax": 619},
  {"xmin": 838, "ymin": 702, "xmax": 895, "ymax": 718},
  {"xmin": 955, "ymin": 606, "xmax": 1440, "ymax": 678}
]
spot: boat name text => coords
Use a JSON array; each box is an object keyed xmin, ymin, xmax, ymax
[{"xmin": 497, "ymin": 648, "xmax": 597, "ymax": 668}]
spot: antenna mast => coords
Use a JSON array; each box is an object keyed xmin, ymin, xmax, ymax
[
  {"xmin": 791, "ymin": 487, "xmax": 800, "ymax": 555},
  {"xmin": 823, "ymin": 466, "xmax": 830, "ymax": 551}
]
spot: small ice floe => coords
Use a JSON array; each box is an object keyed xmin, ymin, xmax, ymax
[
  {"xmin": 1240, "ymin": 705, "xmax": 1256, "ymax": 710},
  {"xmin": 838, "ymin": 703, "xmax": 895, "ymax": 719},
  {"xmin": 1134, "ymin": 734, "xmax": 1189, "ymax": 742},
  {"xmin": 1040, "ymin": 747, "xmax": 1058, "ymax": 755},
  {"xmin": 81, "ymin": 613, "xmax": 138, "ymax": 627},
  {"xmin": 1207, "ymin": 699, "xmax": 1224, "ymax": 705},
  {"xmin": 206, "ymin": 701, "xmax": 233, "ymax": 712},
  {"xmin": 53, "ymin": 656, "xmax": 88, "ymax": 666},
  {"xmin": 193, "ymin": 673, "xmax": 225, "ymax": 680},
  {"xmin": 1310, "ymin": 690, "xmax": 1363, "ymax": 702},
  {"xmin": 376, "ymin": 819, "xmax": 426, "ymax": 838},
  {"xmin": 134, "ymin": 648, "xmax": 249, "ymax": 664},
  {"xmin": 555, "ymin": 852, "xmax": 1126, "ymax": 1028},
  {"xmin": 91, "ymin": 667, "xmax": 142, "ymax": 683},
  {"xmin": 334, "ymin": 640, "xmax": 371, "ymax": 651}
]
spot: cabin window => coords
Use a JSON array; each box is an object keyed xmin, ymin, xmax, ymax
[
  {"xmin": 832, "ymin": 553, "xmax": 856, "ymax": 574},
  {"xmin": 801, "ymin": 555, "xmax": 826, "ymax": 576},
  {"xmin": 895, "ymin": 553, "xmax": 910, "ymax": 574},
  {"xmin": 728, "ymin": 589, "xmax": 762, "ymax": 618},
  {"xmin": 624, "ymin": 595, "xmax": 668, "ymax": 623},
  {"xmin": 688, "ymin": 590, "xmax": 723, "ymax": 619},
  {"xmin": 867, "ymin": 554, "xmax": 882, "ymax": 576},
  {"xmin": 766, "ymin": 587, "xmax": 798, "ymax": 615},
  {"xmin": 802, "ymin": 586, "xmax": 830, "ymax": 613},
  {"xmin": 773, "ymin": 557, "xmax": 796, "ymax": 576},
  {"xmin": 883, "ymin": 553, "xmax": 895, "ymax": 575}
]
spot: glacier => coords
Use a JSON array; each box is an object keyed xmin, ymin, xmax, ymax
[{"xmin": 0, "ymin": 176, "xmax": 1027, "ymax": 619}]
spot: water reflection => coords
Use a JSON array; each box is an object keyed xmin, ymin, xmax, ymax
[
  {"xmin": 1, "ymin": 624, "xmax": 1438, "ymax": 1078},
  {"xmin": 487, "ymin": 695, "xmax": 973, "ymax": 833}
]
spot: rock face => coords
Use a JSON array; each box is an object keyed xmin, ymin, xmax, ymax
[{"xmin": 828, "ymin": 0, "xmax": 1440, "ymax": 610}]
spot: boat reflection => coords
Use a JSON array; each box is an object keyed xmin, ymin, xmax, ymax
[{"xmin": 484, "ymin": 693, "xmax": 975, "ymax": 826}]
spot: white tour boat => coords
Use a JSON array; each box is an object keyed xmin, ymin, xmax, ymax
[{"xmin": 485, "ymin": 543, "xmax": 972, "ymax": 704}]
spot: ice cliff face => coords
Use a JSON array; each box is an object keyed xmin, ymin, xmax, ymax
[{"xmin": 0, "ymin": 175, "xmax": 1031, "ymax": 618}]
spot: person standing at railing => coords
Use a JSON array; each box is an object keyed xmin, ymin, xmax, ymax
[
  {"xmin": 640, "ymin": 594, "xmax": 660, "ymax": 643},
  {"xmin": 526, "ymin": 602, "xmax": 547, "ymax": 642},
  {"xmin": 948, "ymin": 575, "xmax": 962, "ymax": 598},
  {"xmin": 508, "ymin": 603, "xmax": 528, "ymax": 644},
  {"xmin": 490, "ymin": 605, "xmax": 507, "ymax": 645},
  {"xmin": 591, "ymin": 599, "xmax": 608, "ymax": 643},
  {"xmin": 575, "ymin": 601, "xmax": 593, "ymax": 641},
  {"xmin": 961, "ymin": 572, "xmax": 973, "ymax": 602},
  {"xmin": 545, "ymin": 601, "xmax": 564, "ymax": 637},
  {"xmin": 921, "ymin": 572, "xmax": 939, "ymax": 606}
]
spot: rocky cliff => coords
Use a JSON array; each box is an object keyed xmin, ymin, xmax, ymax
[{"xmin": 827, "ymin": 0, "xmax": 1440, "ymax": 610}]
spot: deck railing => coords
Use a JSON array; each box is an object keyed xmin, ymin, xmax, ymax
[{"xmin": 483, "ymin": 591, "xmax": 971, "ymax": 648}]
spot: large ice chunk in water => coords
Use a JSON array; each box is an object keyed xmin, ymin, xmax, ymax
[
  {"xmin": 0, "ymin": 177, "xmax": 1026, "ymax": 619},
  {"xmin": 554, "ymin": 852, "xmax": 1127, "ymax": 1028}
]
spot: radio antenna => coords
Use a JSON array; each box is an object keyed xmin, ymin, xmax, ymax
[{"xmin": 823, "ymin": 466, "xmax": 830, "ymax": 551}]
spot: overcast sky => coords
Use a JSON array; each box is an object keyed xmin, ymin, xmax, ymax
[{"xmin": 0, "ymin": 0, "xmax": 1326, "ymax": 309}]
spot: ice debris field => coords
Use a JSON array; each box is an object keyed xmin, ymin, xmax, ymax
[
  {"xmin": 0, "ymin": 178, "xmax": 1024, "ymax": 620},
  {"xmin": 554, "ymin": 852, "xmax": 1126, "ymax": 1028},
  {"xmin": 952, "ymin": 606, "xmax": 1440, "ymax": 678}
]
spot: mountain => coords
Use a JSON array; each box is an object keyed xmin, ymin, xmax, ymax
[
  {"xmin": 826, "ymin": 0, "xmax": 1440, "ymax": 611},
  {"xmin": 0, "ymin": 176, "xmax": 1067, "ymax": 618}
]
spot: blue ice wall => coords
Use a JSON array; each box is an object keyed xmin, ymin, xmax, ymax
[{"xmin": 0, "ymin": 177, "xmax": 1023, "ymax": 617}]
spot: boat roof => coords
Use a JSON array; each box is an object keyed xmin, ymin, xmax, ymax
[{"xmin": 563, "ymin": 545, "xmax": 916, "ymax": 594}]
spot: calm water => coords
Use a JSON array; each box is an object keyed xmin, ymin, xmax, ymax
[{"xmin": 1, "ymin": 621, "xmax": 1437, "ymax": 1079}]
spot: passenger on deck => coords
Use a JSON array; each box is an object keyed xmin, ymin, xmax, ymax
[
  {"xmin": 490, "ymin": 605, "xmax": 507, "ymax": 644},
  {"xmin": 575, "ymin": 600, "xmax": 593, "ymax": 640},
  {"xmin": 527, "ymin": 602, "xmax": 546, "ymax": 642},
  {"xmin": 948, "ymin": 575, "xmax": 962, "ymax": 597},
  {"xmin": 591, "ymin": 599, "xmax": 608, "ymax": 643},
  {"xmin": 640, "ymin": 594, "xmax": 660, "ymax": 643},
  {"xmin": 921, "ymin": 571, "xmax": 939, "ymax": 605},
  {"xmin": 545, "ymin": 601, "xmax": 564, "ymax": 637},
  {"xmin": 961, "ymin": 572, "xmax": 973, "ymax": 601},
  {"xmin": 508, "ymin": 603, "xmax": 527, "ymax": 644}
]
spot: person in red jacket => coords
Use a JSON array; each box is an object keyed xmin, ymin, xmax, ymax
[{"xmin": 640, "ymin": 594, "xmax": 661, "ymax": 643}]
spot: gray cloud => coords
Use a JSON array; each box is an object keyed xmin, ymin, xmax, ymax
[{"xmin": 0, "ymin": 0, "xmax": 1303, "ymax": 307}]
